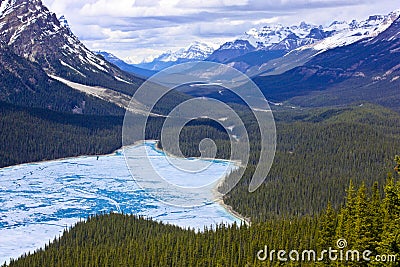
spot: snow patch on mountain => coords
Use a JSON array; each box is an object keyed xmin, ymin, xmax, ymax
[
  {"xmin": 58, "ymin": 15, "xmax": 70, "ymax": 30},
  {"xmin": 219, "ymin": 39, "xmax": 255, "ymax": 50},
  {"xmin": 59, "ymin": 60, "xmax": 86, "ymax": 77},
  {"xmin": 304, "ymin": 10, "xmax": 400, "ymax": 52},
  {"xmin": 2, "ymin": 1, "xmax": 61, "ymax": 46},
  {"xmin": 0, "ymin": 0, "xmax": 15, "ymax": 17},
  {"xmin": 155, "ymin": 42, "xmax": 216, "ymax": 62},
  {"xmin": 244, "ymin": 21, "xmax": 320, "ymax": 49}
]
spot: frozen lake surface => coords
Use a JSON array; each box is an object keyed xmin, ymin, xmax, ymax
[{"xmin": 0, "ymin": 141, "xmax": 240, "ymax": 263}]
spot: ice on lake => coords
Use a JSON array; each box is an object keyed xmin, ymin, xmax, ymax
[{"xmin": 0, "ymin": 141, "xmax": 240, "ymax": 264}]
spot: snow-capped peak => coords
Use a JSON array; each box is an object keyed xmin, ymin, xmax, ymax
[
  {"xmin": 243, "ymin": 21, "xmax": 323, "ymax": 50},
  {"xmin": 0, "ymin": 0, "xmax": 131, "ymax": 80},
  {"xmin": 155, "ymin": 42, "xmax": 216, "ymax": 62},
  {"xmin": 299, "ymin": 21, "xmax": 313, "ymax": 30},
  {"xmin": 219, "ymin": 39, "xmax": 255, "ymax": 50},
  {"xmin": 308, "ymin": 11, "xmax": 399, "ymax": 52},
  {"xmin": 96, "ymin": 50, "xmax": 119, "ymax": 61},
  {"xmin": 325, "ymin": 20, "xmax": 349, "ymax": 31},
  {"xmin": 240, "ymin": 9, "xmax": 400, "ymax": 54}
]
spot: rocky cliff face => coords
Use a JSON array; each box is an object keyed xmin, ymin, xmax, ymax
[
  {"xmin": 0, "ymin": 0, "xmax": 146, "ymax": 114},
  {"xmin": 0, "ymin": 0, "xmax": 140, "ymax": 87}
]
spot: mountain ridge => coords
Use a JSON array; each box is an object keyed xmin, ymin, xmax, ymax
[
  {"xmin": 211, "ymin": 10, "xmax": 399, "ymax": 74},
  {"xmin": 180, "ymin": 13, "xmax": 400, "ymax": 113},
  {"xmin": 130, "ymin": 9, "xmax": 399, "ymax": 75},
  {"xmin": 0, "ymin": 0, "xmax": 143, "ymax": 91},
  {"xmin": 134, "ymin": 41, "xmax": 216, "ymax": 71},
  {"xmin": 96, "ymin": 51, "xmax": 156, "ymax": 78},
  {"xmin": 0, "ymin": 0, "xmax": 155, "ymax": 115}
]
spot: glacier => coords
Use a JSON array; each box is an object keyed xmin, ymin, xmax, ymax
[{"xmin": 0, "ymin": 141, "xmax": 240, "ymax": 263}]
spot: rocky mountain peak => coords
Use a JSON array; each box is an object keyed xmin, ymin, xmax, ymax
[
  {"xmin": 219, "ymin": 39, "xmax": 255, "ymax": 50},
  {"xmin": 0, "ymin": 0, "xmax": 136, "ymax": 85}
]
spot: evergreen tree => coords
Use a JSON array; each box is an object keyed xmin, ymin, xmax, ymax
[
  {"xmin": 378, "ymin": 175, "xmax": 400, "ymax": 265},
  {"xmin": 342, "ymin": 181, "xmax": 357, "ymax": 246},
  {"xmin": 354, "ymin": 183, "xmax": 375, "ymax": 253},
  {"xmin": 369, "ymin": 182, "xmax": 383, "ymax": 253},
  {"xmin": 395, "ymin": 155, "xmax": 400, "ymax": 174},
  {"xmin": 317, "ymin": 202, "xmax": 337, "ymax": 265}
]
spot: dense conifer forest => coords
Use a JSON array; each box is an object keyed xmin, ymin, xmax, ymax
[
  {"xmin": 4, "ymin": 168, "xmax": 400, "ymax": 266},
  {"xmin": 1, "ymin": 101, "xmax": 400, "ymax": 266},
  {"xmin": 0, "ymin": 101, "xmax": 123, "ymax": 168},
  {"xmin": 173, "ymin": 103, "xmax": 400, "ymax": 219}
]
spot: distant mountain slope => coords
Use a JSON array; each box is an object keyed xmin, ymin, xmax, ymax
[
  {"xmin": 0, "ymin": 0, "xmax": 143, "ymax": 95},
  {"xmin": 0, "ymin": 40, "xmax": 124, "ymax": 114},
  {"xmin": 206, "ymin": 40, "xmax": 256, "ymax": 64},
  {"xmin": 180, "ymin": 12, "xmax": 400, "ymax": 112},
  {"xmin": 134, "ymin": 42, "xmax": 216, "ymax": 71},
  {"xmin": 96, "ymin": 51, "xmax": 156, "ymax": 78},
  {"xmin": 207, "ymin": 11, "xmax": 398, "ymax": 74},
  {"xmin": 253, "ymin": 14, "xmax": 400, "ymax": 111}
]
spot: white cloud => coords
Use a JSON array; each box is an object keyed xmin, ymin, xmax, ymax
[
  {"xmin": 251, "ymin": 17, "xmax": 280, "ymax": 25},
  {"xmin": 178, "ymin": 0, "xmax": 249, "ymax": 8}
]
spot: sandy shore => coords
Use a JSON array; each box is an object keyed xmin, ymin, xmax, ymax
[
  {"xmin": 212, "ymin": 162, "xmax": 251, "ymax": 226},
  {"xmin": 216, "ymin": 197, "xmax": 251, "ymax": 226}
]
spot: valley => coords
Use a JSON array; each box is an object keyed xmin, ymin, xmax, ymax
[{"xmin": 0, "ymin": 0, "xmax": 400, "ymax": 266}]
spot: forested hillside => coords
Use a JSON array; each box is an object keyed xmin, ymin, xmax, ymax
[
  {"xmin": 223, "ymin": 104, "xmax": 400, "ymax": 220},
  {"xmin": 0, "ymin": 102, "xmax": 123, "ymax": 168}
]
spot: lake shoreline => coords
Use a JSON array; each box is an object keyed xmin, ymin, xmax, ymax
[
  {"xmin": 1, "ymin": 139, "xmax": 250, "ymax": 227},
  {"xmin": 149, "ymin": 140, "xmax": 250, "ymax": 225},
  {"xmin": 0, "ymin": 141, "xmax": 245, "ymax": 264},
  {"xmin": 217, "ymin": 199, "xmax": 251, "ymax": 226},
  {"xmin": 212, "ymin": 172, "xmax": 251, "ymax": 226}
]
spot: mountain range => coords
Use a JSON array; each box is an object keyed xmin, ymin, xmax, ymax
[
  {"xmin": 0, "ymin": 0, "xmax": 399, "ymax": 116},
  {"xmin": 125, "ymin": 11, "xmax": 398, "ymax": 76},
  {"xmin": 252, "ymin": 10, "xmax": 400, "ymax": 110},
  {"xmin": 133, "ymin": 42, "xmax": 216, "ymax": 71},
  {"xmin": 175, "ymin": 10, "xmax": 400, "ymax": 112},
  {"xmin": 209, "ymin": 11, "xmax": 399, "ymax": 74},
  {"xmin": 96, "ymin": 51, "xmax": 156, "ymax": 78}
]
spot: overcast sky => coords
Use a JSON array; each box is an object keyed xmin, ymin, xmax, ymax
[{"xmin": 42, "ymin": 0, "xmax": 398, "ymax": 63}]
